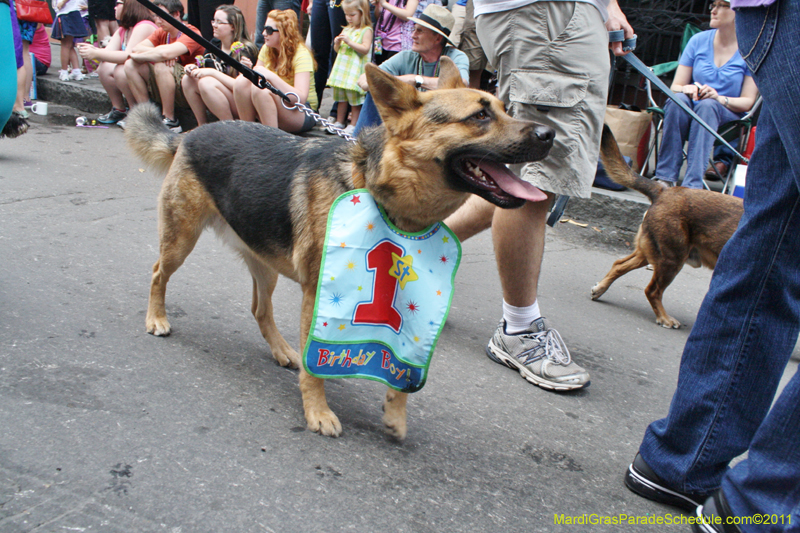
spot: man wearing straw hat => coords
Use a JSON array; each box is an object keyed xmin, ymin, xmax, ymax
[{"xmin": 352, "ymin": 4, "xmax": 469, "ymax": 134}]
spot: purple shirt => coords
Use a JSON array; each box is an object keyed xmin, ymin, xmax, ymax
[{"xmin": 730, "ymin": 0, "xmax": 776, "ymax": 7}]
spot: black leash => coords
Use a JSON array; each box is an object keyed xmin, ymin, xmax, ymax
[
  {"xmin": 134, "ymin": 0, "xmax": 357, "ymax": 140},
  {"xmin": 135, "ymin": 0, "xmax": 287, "ymax": 105}
]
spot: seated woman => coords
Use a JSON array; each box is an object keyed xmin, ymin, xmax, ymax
[
  {"xmin": 232, "ymin": 9, "xmax": 317, "ymax": 134},
  {"xmin": 181, "ymin": 5, "xmax": 257, "ymax": 126},
  {"xmin": 77, "ymin": 0, "xmax": 156, "ymax": 124},
  {"xmin": 654, "ymin": 0, "xmax": 758, "ymax": 190}
]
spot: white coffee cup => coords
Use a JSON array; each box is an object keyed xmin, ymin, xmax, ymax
[{"xmin": 31, "ymin": 102, "xmax": 48, "ymax": 115}]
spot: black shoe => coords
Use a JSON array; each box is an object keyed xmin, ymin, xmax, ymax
[
  {"xmin": 691, "ymin": 490, "xmax": 742, "ymax": 533},
  {"xmin": 624, "ymin": 453, "xmax": 712, "ymax": 512},
  {"xmin": 162, "ymin": 115, "xmax": 182, "ymax": 133}
]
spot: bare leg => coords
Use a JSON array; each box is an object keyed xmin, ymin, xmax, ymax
[
  {"xmin": 124, "ymin": 59, "xmax": 151, "ymax": 105},
  {"xmin": 153, "ymin": 62, "xmax": 177, "ymax": 120},
  {"xmin": 492, "ymin": 195, "xmax": 553, "ymax": 307},
  {"xmin": 181, "ymin": 74, "xmax": 208, "ymax": 125},
  {"xmin": 443, "ymin": 194, "xmax": 495, "ymax": 241},
  {"xmin": 197, "ymin": 77, "xmax": 236, "ymax": 121},
  {"xmin": 233, "ymin": 74, "xmax": 257, "ymax": 122},
  {"xmin": 98, "ymin": 61, "xmax": 126, "ymax": 110}
]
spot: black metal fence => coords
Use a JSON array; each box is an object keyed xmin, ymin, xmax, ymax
[{"xmin": 610, "ymin": 0, "xmax": 712, "ymax": 108}]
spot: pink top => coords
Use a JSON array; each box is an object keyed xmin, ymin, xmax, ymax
[
  {"xmin": 119, "ymin": 19, "xmax": 158, "ymax": 51},
  {"xmin": 29, "ymin": 25, "xmax": 51, "ymax": 66}
]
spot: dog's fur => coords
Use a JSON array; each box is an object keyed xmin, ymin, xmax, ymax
[
  {"xmin": 126, "ymin": 58, "xmax": 554, "ymax": 438},
  {"xmin": 591, "ymin": 126, "xmax": 744, "ymax": 328}
]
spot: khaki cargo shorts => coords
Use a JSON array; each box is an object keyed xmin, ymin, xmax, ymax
[
  {"xmin": 476, "ymin": 2, "xmax": 609, "ymax": 198},
  {"xmin": 147, "ymin": 62, "xmax": 189, "ymax": 110}
]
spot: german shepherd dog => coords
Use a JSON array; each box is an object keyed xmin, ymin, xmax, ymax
[
  {"xmin": 125, "ymin": 58, "xmax": 554, "ymax": 438},
  {"xmin": 591, "ymin": 125, "xmax": 743, "ymax": 328}
]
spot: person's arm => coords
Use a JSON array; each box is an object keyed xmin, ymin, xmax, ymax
[
  {"xmin": 698, "ymin": 75, "xmax": 759, "ymax": 114},
  {"xmin": 185, "ymin": 66, "xmax": 237, "ymax": 90},
  {"xmin": 130, "ymin": 41, "xmax": 188, "ymax": 63},
  {"xmin": 605, "ymin": 0, "xmax": 634, "ymax": 57},
  {"xmin": 670, "ymin": 64, "xmax": 700, "ymax": 100},
  {"xmin": 378, "ymin": 0, "xmax": 418, "ymax": 22},
  {"xmin": 78, "ymin": 29, "xmax": 125, "ymax": 63},
  {"xmin": 343, "ymin": 28, "xmax": 372, "ymax": 57}
]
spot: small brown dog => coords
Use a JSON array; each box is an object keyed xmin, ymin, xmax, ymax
[
  {"xmin": 126, "ymin": 58, "xmax": 554, "ymax": 438},
  {"xmin": 591, "ymin": 125, "xmax": 744, "ymax": 328}
]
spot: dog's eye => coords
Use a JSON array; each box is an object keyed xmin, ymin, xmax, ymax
[{"xmin": 473, "ymin": 110, "xmax": 489, "ymax": 120}]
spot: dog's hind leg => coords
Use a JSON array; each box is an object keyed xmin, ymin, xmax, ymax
[
  {"xmin": 591, "ymin": 248, "xmax": 648, "ymax": 300},
  {"xmin": 645, "ymin": 264, "xmax": 683, "ymax": 329},
  {"xmin": 146, "ymin": 186, "xmax": 208, "ymax": 336},
  {"xmin": 298, "ymin": 284, "xmax": 342, "ymax": 437},
  {"xmin": 382, "ymin": 389, "xmax": 408, "ymax": 440},
  {"xmin": 243, "ymin": 255, "xmax": 300, "ymax": 368}
]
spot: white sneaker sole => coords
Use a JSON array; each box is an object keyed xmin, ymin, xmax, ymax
[{"xmin": 486, "ymin": 341, "xmax": 588, "ymax": 391}]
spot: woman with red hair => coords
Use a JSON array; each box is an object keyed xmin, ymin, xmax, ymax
[{"xmin": 233, "ymin": 9, "xmax": 317, "ymax": 133}]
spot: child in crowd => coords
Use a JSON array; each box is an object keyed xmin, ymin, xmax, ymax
[
  {"xmin": 371, "ymin": 0, "xmax": 417, "ymax": 65},
  {"xmin": 51, "ymin": 0, "xmax": 89, "ymax": 81},
  {"xmin": 326, "ymin": 0, "xmax": 372, "ymax": 134}
]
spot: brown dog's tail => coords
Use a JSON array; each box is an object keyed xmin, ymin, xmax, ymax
[
  {"xmin": 124, "ymin": 102, "xmax": 182, "ymax": 176},
  {"xmin": 599, "ymin": 124, "xmax": 663, "ymax": 203}
]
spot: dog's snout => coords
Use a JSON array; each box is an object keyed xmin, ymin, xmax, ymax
[{"xmin": 534, "ymin": 125, "xmax": 555, "ymax": 144}]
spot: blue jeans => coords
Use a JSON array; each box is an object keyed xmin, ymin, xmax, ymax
[
  {"xmin": 352, "ymin": 92, "xmax": 381, "ymax": 136},
  {"xmin": 308, "ymin": 0, "xmax": 346, "ymax": 109},
  {"xmin": 254, "ymin": 0, "xmax": 302, "ymax": 51},
  {"xmin": 655, "ymin": 93, "xmax": 743, "ymax": 189},
  {"xmin": 638, "ymin": 0, "xmax": 800, "ymax": 526}
]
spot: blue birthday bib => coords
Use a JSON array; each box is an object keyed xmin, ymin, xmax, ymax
[{"xmin": 302, "ymin": 190, "xmax": 462, "ymax": 392}]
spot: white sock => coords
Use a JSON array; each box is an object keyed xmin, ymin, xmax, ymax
[{"xmin": 503, "ymin": 299, "xmax": 541, "ymax": 334}]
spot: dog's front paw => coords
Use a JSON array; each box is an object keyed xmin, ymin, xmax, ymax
[
  {"xmin": 146, "ymin": 314, "xmax": 172, "ymax": 336},
  {"xmin": 382, "ymin": 390, "xmax": 408, "ymax": 440},
  {"xmin": 656, "ymin": 316, "xmax": 681, "ymax": 329},
  {"xmin": 306, "ymin": 408, "xmax": 342, "ymax": 437}
]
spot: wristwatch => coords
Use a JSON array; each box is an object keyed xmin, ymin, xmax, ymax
[{"xmin": 415, "ymin": 75, "xmax": 424, "ymax": 89}]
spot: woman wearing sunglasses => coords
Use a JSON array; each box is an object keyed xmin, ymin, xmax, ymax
[
  {"xmin": 653, "ymin": 1, "xmax": 759, "ymax": 189},
  {"xmin": 181, "ymin": 5, "xmax": 258, "ymax": 127},
  {"xmin": 233, "ymin": 9, "xmax": 317, "ymax": 134}
]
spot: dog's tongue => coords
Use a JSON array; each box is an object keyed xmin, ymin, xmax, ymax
[{"xmin": 477, "ymin": 159, "xmax": 548, "ymax": 202}]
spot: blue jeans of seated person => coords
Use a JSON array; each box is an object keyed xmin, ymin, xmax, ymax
[
  {"xmin": 352, "ymin": 92, "xmax": 380, "ymax": 136},
  {"xmin": 655, "ymin": 93, "xmax": 743, "ymax": 189},
  {"xmin": 638, "ymin": 1, "xmax": 800, "ymax": 526}
]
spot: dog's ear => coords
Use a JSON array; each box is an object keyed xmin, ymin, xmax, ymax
[
  {"xmin": 436, "ymin": 57, "xmax": 465, "ymax": 89},
  {"xmin": 365, "ymin": 63, "xmax": 421, "ymax": 129}
]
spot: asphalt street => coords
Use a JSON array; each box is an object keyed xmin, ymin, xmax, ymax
[{"xmin": 1, "ymin": 112, "xmax": 797, "ymax": 533}]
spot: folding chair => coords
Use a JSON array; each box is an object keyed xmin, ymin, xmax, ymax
[
  {"xmin": 703, "ymin": 95, "xmax": 762, "ymax": 194},
  {"xmin": 638, "ymin": 22, "xmax": 758, "ymax": 195}
]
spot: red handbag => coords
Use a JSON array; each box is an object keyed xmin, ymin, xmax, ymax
[{"xmin": 16, "ymin": 0, "xmax": 53, "ymax": 25}]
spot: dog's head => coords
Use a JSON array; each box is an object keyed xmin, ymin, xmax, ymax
[{"xmin": 353, "ymin": 57, "xmax": 554, "ymax": 230}]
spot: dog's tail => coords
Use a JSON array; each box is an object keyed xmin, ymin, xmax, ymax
[
  {"xmin": 124, "ymin": 102, "xmax": 182, "ymax": 176},
  {"xmin": 599, "ymin": 124, "xmax": 663, "ymax": 203}
]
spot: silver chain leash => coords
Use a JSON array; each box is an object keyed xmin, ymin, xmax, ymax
[{"xmin": 281, "ymin": 92, "xmax": 357, "ymax": 143}]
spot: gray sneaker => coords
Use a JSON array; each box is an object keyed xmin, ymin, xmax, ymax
[{"xmin": 486, "ymin": 318, "xmax": 590, "ymax": 391}]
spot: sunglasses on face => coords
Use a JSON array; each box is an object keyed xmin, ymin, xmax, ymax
[
  {"xmin": 709, "ymin": 2, "xmax": 730, "ymax": 10},
  {"xmin": 263, "ymin": 25, "xmax": 278, "ymax": 36}
]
